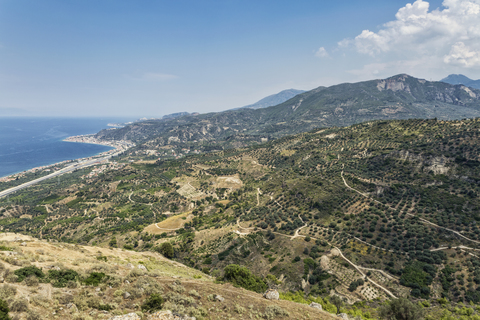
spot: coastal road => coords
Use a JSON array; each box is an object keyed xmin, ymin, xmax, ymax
[{"xmin": 0, "ymin": 152, "xmax": 121, "ymax": 199}]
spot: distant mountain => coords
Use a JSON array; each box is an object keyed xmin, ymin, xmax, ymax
[
  {"xmin": 238, "ymin": 89, "xmax": 305, "ymax": 110},
  {"xmin": 96, "ymin": 74, "xmax": 480, "ymax": 149},
  {"xmin": 441, "ymin": 74, "xmax": 480, "ymax": 89}
]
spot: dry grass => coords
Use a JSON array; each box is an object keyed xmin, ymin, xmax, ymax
[
  {"xmin": 0, "ymin": 232, "xmax": 338, "ymax": 320},
  {"xmin": 144, "ymin": 212, "xmax": 193, "ymax": 234}
]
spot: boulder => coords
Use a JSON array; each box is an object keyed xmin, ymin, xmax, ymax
[
  {"xmin": 147, "ymin": 310, "xmax": 196, "ymax": 319},
  {"xmin": 309, "ymin": 302, "xmax": 323, "ymax": 310},
  {"xmin": 338, "ymin": 313, "xmax": 349, "ymax": 320},
  {"xmin": 215, "ymin": 295, "xmax": 225, "ymax": 302},
  {"xmin": 123, "ymin": 292, "xmax": 131, "ymax": 299},
  {"xmin": 108, "ymin": 313, "xmax": 140, "ymax": 320},
  {"xmin": 138, "ymin": 264, "xmax": 147, "ymax": 271},
  {"xmin": 263, "ymin": 289, "xmax": 279, "ymax": 300}
]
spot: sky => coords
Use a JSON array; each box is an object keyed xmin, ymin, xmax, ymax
[{"xmin": 1, "ymin": 0, "xmax": 480, "ymax": 117}]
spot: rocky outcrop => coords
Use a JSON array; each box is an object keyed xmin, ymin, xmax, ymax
[
  {"xmin": 263, "ymin": 289, "xmax": 279, "ymax": 300},
  {"xmin": 309, "ymin": 302, "xmax": 323, "ymax": 310},
  {"xmin": 147, "ymin": 310, "xmax": 196, "ymax": 320},
  {"xmin": 108, "ymin": 313, "xmax": 140, "ymax": 320}
]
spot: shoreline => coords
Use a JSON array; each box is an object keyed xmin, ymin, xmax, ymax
[{"xmin": 0, "ymin": 134, "xmax": 134, "ymax": 182}]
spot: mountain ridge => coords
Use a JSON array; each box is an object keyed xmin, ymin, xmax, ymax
[
  {"xmin": 95, "ymin": 74, "xmax": 480, "ymax": 152},
  {"xmin": 441, "ymin": 73, "xmax": 480, "ymax": 89}
]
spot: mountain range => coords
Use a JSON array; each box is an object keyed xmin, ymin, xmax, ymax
[
  {"xmin": 441, "ymin": 74, "xmax": 480, "ymax": 89},
  {"xmin": 96, "ymin": 74, "xmax": 480, "ymax": 151}
]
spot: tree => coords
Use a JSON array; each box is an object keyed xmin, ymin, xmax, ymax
[
  {"xmin": 159, "ymin": 242, "xmax": 174, "ymax": 259},
  {"xmin": 379, "ymin": 298, "xmax": 425, "ymax": 320},
  {"xmin": 330, "ymin": 295, "xmax": 343, "ymax": 314}
]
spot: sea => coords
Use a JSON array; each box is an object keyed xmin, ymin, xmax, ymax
[{"xmin": 0, "ymin": 117, "xmax": 131, "ymax": 178}]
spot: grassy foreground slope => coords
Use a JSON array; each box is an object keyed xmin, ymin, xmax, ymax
[{"xmin": 0, "ymin": 233, "xmax": 335, "ymax": 320}]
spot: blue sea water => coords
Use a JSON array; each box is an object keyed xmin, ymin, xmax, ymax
[{"xmin": 0, "ymin": 117, "xmax": 131, "ymax": 178}]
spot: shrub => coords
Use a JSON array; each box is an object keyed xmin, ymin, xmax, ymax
[
  {"xmin": 26, "ymin": 310, "xmax": 41, "ymax": 320},
  {"xmin": 378, "ymin": 297, "xmax": 425, "ymax": 320},
  {"xmin": 83, "ymin": 272, "xmax": 106, "ymax": 286},
  {"xmin": 263, "ymin": 305, "xmax": 289, "ymax": 319},
  {"xmin": 10, "ymin": 298, "xmax": 28, "ymax": 312},
  {"xmin": 14, "ymin": 266, "xmax": 44, "ymax": 282},
  {"xmin": 24, "ymin": 275, "xmax": 39, "ymax": 287},
  {"xmin": 141, "ymin": 293, "xmax": 164, "ymax": 312},
  {"xmin": 48, "ymin": 269, "xmax": 78, "ymax": 287},
  {"xmin": 0, "ymin": 285, "xmax": 16, "ymax": 300},
  {"xmin": 223, "ymin": 264, "xmax": 268, "ymax": 293},
  {"xmin": 0, "ymin": 299, "xmax": 9, "ymax": 320}
]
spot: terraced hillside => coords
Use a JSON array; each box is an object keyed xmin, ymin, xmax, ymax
[{"xmin": 2, "ymin": 118, "xmax": 480, "ymax": 319}]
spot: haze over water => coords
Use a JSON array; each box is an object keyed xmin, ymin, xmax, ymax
[{"xmin": 0, "ymin": 117, "xmax": 130, "ymax": 178}]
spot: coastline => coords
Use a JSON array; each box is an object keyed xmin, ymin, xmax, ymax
[{"xmin": 0, "ymin": 134, "xmax": 134, "ymax": 182}]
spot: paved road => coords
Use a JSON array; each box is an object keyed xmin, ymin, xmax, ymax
[{"xmin": 0, "ymin": 152, "xmax": 120, "ymax": 199}]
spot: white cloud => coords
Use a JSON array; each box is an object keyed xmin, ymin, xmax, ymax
[
  {"xmin": 444, "ymin": 41, "xmax": 480, "ymax": 67},
  {"xmin": 341, "ymin": 0, "xmax": 480, "ymax": 68},
  {"xmin": 315, "ymin": 47, "xmax": 330, "ymax": 58}
]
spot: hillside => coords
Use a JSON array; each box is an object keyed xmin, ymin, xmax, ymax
[
  {"xmin": 0, "ymin": 233, "xmax": 336, "ymax": 320},
  {"xmin": 95, "ymin": 74, "xmax": 480, "ymax": 156},
  {"xmin": 3, "ymin": 117, "xmax": 480, "ymax": 319},
  {"xmin": 441, "ymin": 74, "xmax": 480, "ymax": 89}
]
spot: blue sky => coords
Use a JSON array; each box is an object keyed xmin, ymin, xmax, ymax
[{"xmin": 2, "ymin": 0, "xmax": 479, "ymax": 117}]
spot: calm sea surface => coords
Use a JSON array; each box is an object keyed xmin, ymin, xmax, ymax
[{"xmin": 0, "ymin": 117, "xmax": 130, "ymax": 178}]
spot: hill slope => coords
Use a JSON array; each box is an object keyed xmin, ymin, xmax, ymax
[{"xmin": 0, "ymin": 233, "xmax": 336, "ymax": 320}]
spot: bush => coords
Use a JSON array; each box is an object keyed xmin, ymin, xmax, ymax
[
  {"xmin": 83, "ymin": 272, "xmax": 106, "ymax": 286},
  {"xmin": 14, "ymin": 266, "xmax": 44, "ymax": 282},
  {"xmin": 24, "ymin": 275, "xmax": 39, "ymax": 287},
  {"xmin": 158, "ymin": 242, "xmax": 174, "ymax": 259},
  {"xmin": 223, "ymin": 264, "xmax": 267, "ymax": 293},
  {"xmin": 0, "ymin": 299, "xmax": 9, "ymax": 320},
  {"xmin": 48, "ymin": 269, "xmax": 78, "ymax": 287},
  {"xmin": 263, "ymin": 305, "xmax": 289, "ymax": 319},
  {"xmin": 10, "ymin": 298, "xmax": 28, "ymax": 312},
  {"xmin": 26, "ymin": 310, "xmax": 41, "ymax": 320},
  {"xmin": 0, "ymin": 285, "xmax": 16, "ymax": 300},
  {"xmin": 378, "ymin": 297, "xmax": 425, "ymax": 320},
  {"xmin": 141, "ymin": 293, "xmax": 164, "ymax": 312}
]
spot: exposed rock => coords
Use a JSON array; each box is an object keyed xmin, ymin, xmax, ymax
[
  {"xmin": 338, "ymin": 313, "xmax": 349, "ymax": 320},
  {"xmin": 126, "ymin": 263, "xmax": 134, "ymax": 269},
  {"xmin": 46, "ymin": 265, "xmax": 61, "ymax": 271},
  {"xmin": 263, "ymin": 289, "xmax": 279, "ymax": 300},
  {"xmin": 66, "ymin": 303, "xmax": 78, "ymax": 312},
  {"xmin": 309, "ymin": 302, "xmax": 322, "ymax": 310},
  {"xmin": 20, "ymin": 242, "xmax": 27, "ymax": 246},
  {"xmin": 138, "ymin": 264, "xmax": 147, "ymax": 271},
  {"xmin": 123, "ymin": 292, "xmax": 131, "ymax": 299},
  {"xmin": 147, "ymin": 310, "xmax": 196, "ymax": 319},
  {"xmin": 125, "ymin": 280, "xmax": 130, "ymax": 284},
  {"xmin": 215, "ymin": 295, "xmax": 225, "ymax": 302},
  {"xmin": 108, "ymin": 313, "xmax": 140, "ymax": 320}
]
